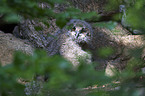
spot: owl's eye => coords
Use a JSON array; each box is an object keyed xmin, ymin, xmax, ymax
[
  {"xmin": 86, "ymin": 32, "xmax": 91, "ymax": 36},
  {"xmin": 71, "ymin": 27, "xmax": 76, "ymax": 31},
  {"xmin": 80, "ymin": 28, "xmax": 85, "ymax": 33},
  {"xmin": 80, "ymin": 28, "xmax": 88, "ymax": 33}
]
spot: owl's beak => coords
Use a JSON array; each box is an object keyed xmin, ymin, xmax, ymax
[{"xmin": 75, "ymin": 31, "xmax": 79, "ymax": 38}]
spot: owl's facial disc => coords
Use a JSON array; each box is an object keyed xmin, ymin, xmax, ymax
[{"xmin": 68, "ymin": 26, "xmax": 91, "ymax": 44}]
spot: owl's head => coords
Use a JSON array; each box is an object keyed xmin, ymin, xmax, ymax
[
  {"xmin": 68, "ymin": 26, "xmax": 91, "ymax": 44},
  {"xmin": 63, "ymin": 19, "xmax": 93, "ymax": 45}
]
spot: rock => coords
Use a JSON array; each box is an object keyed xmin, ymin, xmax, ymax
[
  {"xmin": 0, "ymin": 31, "xmax": 34, "ymax": 66},
  {"xmin": 105, "ymin": 63, "xmax": 116, "ymax": 77},
  {"xmin": 92, "ymin": 24, "xmax": 145, "ymax": 76},
  {"xmin": 13, "ymin": 19, "xmax": 62, "ymax": 56}
]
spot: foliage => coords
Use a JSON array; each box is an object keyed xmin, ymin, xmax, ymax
[
  {"xmin": 93, "ymin": 21, "xmax": 117, "ymax": 30},
  {"xmin": 125, "ymin": 0, "xmax": 145, "ymax": 32},
  {"xmin": 97, "ymin": 47, "xmax": 114, "ymax": 58},
  {"xmin": 0, "ymin": 0, "xmax": 98, "ymax": 28},
  {"xmin": 107, "ymin": 0, "xmax": 145, "ymax": 34},
  {"xmin": 0, "ymin": 50, "xmax": 111, "ymax": 96},
  {"xmin": 1, "ymin": 50, "xmax": 144, "ymax": 96},
  {"xmin": 0, "ymin": 0, "xmax": 145, "ymax": 96}
]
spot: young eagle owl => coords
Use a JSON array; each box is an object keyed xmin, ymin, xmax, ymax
[{"xmin": 59, "ymin": 19, "xmax": 93, "ymax": 67}]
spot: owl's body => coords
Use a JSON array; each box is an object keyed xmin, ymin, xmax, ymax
[
  {"xmin": 60, "ymin": 19, "xmax": 93, "ymax": 67},
  {"xmin": 60, "ymin": 36, "xmax": 92, "ymax": 67}
]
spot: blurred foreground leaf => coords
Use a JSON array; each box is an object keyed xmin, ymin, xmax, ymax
[{"xmin": 93, "ymin": 21, "xmax": 117, "ymax": 30}]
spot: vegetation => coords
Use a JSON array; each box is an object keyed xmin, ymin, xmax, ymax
[{"xmin": 0, "ymin": 0, "xmax": 145, "ymax": 96}]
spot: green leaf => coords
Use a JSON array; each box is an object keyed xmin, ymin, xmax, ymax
[
  {"xmin": 4, "ymin": 13, "xmax": 20, "ymax": 23},
  {"xmin": 98, "ymin": 47, "xmax": 114, "ymax": 58},
  {"xmin": 48, "ymin": 0, "xmax": 65, "ymax": 4},
  {"xmin": 56, "ymin": 18, "xmax": 68, "ymax": 28},
  {"xmin": 34, "ymin": 26, "xmax": 43, "ymax": 31},
  {"xmin": 87, "ymin": 91, "xmax": 110, "ymax": 96},
  {"xmin": 93, "ymin": 21, "xmax": 117, "ymax": 30},
  {"xmin": 79, "ymin": 11, "xmax": 99, "ymax": 20},
  {"xmin": 43, "ymin": 21, "xmax": 50, "ymax": 28},
  {"xmin": 65, "ymin": 7, "xmax": 81, "ymax": 13}
]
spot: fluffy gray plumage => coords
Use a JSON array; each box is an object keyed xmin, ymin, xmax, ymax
[{"xmin": 59, "ymin": 19, "xmax": 93, "ymax": 66}]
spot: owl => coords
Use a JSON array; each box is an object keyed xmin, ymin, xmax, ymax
[
  {"xmin": 59, "ymin": 19, "xmax": 93, "ymax": 67},
  {"xmin": 64, "ymin": 19, "xmax": 93, "ymax": 45}
]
